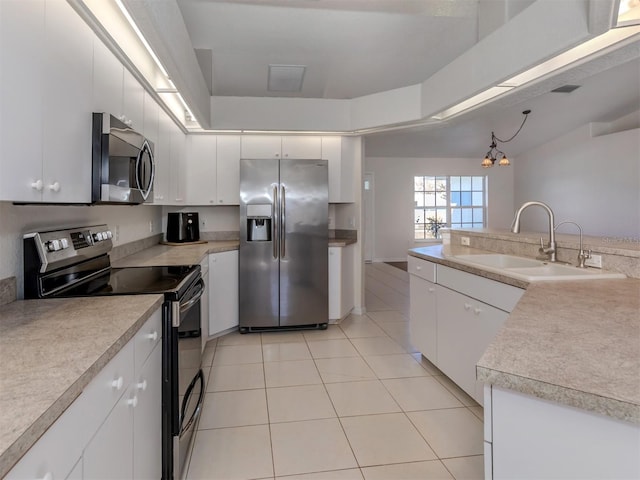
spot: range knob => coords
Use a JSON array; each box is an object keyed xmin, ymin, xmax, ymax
[
  {"xmin": 46, "ymin": 240, "xmax": 61, "ymax": 252},
  {"xmin": 105, "ymin": 231, "xmax": 113, "ymax": 239},
  {"xmin": 93, "ymin": 232, "xmax": 103, "ymax": 242},
  {"xmin": 60, "ymin": 238, "xmax": 69, "ymax": 249}
]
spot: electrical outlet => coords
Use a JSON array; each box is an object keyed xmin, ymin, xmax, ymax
[
  {"xmin": 114, "ymin": 225, "xmax": 120, "ymax": 242},
  {"xmin": 460, "ymin": 236, "xmax": 470, "ymax": 246},
  {"xmin": 584, "ymin": 254, "xmax": 602, "ymax": 269},
  {"xmin": 149, "ymin": 220, "xmax": 154, "ymax": 233}
]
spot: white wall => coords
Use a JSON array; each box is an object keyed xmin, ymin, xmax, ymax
[
  {"xmin": 0, "ymin": 203, "xmax": 162, "ymax": 298},
  {"xmin": 364, "ymin": 156, "xmax": 514, "ymax": 262},
  {"xmin": 514, "ymin": 125, "xmax": 640, "ymax": 237}
]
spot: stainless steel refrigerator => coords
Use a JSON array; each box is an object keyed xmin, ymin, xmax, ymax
[{"xmin": 239, "ymin": 158, "xmax": 328, "ymax": 332}]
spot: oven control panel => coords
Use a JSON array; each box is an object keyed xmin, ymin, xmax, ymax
[{"xmin": 24, "ymin": 224, "xmax": 113, "ymax": 273}]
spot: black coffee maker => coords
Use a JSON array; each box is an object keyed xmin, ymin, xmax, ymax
[{"xmin": 166, "ymin": 212, "xmax": 200, "ymax": 243}]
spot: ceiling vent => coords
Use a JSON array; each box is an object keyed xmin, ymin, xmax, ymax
[
  {"xmin": 551, "ymin": 84, "xmax": 581, "ymax": 93},
  {"xmin": 268, "ymin": 64, "xmax": 306, "ymax": 92}
]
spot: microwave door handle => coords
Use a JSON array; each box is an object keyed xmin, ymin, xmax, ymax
[{"xmin": 135, "ymin": 140, "xmax": 154, "ymax": 201}]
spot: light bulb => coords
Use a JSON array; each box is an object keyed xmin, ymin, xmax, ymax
[
  {"xmin": 481, "ymin": 157, "xmax": 493, "ymax": 168},
  {"xmin": 498, "ymin": 155, "xmax": 510, "ymax": 166}
]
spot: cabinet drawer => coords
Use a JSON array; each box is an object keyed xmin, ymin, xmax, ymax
[
  {"xmin": 437, "ymin": 265, "xmax": 523, "ymax": 312},
  {"xmin": 407, "ymin": 256, "xmax": 436, "ymax": 282},
  {"xmin": 134, "ymin": 308, "xmax": 162, "ymax": 375}
]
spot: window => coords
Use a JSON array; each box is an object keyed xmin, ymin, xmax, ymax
[{"xmin": 414, "ymin": 175, "xmax": 486, "ymax": 240}]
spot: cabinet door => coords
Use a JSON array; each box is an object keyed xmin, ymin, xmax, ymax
[
  {"xmin": 143, "ymin": 91, "xmax": 159, "ymax": 145},
  {"xmin": 93, "ymin": 39, "xmax": 124, "ymax": 117},
  {"xmin": 41, "ymin": 0, "xmax": 93, "ymax": 203},
  {"xmin": 282, "ymin": 136, "xmax": 322, "ymax": 159},
  {"xmin": 209, "ymin": 251, "xmax": 239, "ymax": 335},
  {"xmin": 241, "ymin": 135, "xmax": 281, "ymax": 159},
  {"xmin": 328, "ymin": 247, "xmax": 342, "ymax": 320},
  {"xmin": 340, "ymin": 245, "xmax": 355, "ymax": 317},
  {"xmin": 83, "ymin": 385, "xmax": 135, "ymax": 479},
  {"xmin": 186, "ymin": 135, "xmax": 217, "ymax": 205},
  {"xmin": 437, "ymin": 286, "xmax": 507, "ymax": 405},
  {"xmin": 0, "ymin": 0, "xmax": 44, "ymax": 202},
  {"xmin": 409, "ymin": 275, "xmax": 437, "ymax": 362},
  {"xmin": 216, "ymin": 136, "xmax": 241, "ymax": 205},
  {"xmin": 154, "ymin": 110, "xmax": 172, "ymax": 203},
  {"xmin": 169, "ymin": 122, "xmax": 187, "ymax": 204},
  {"xmin": 322, "ymin": 136, "xmax": 356, "ymax": 203},
  {"xmin": 122, "ymin": 68, "xmax": 144, "ymax": 131},
  {"xmin": 133, "ymin": 344, "xmax": 162, "ymax": 480}
]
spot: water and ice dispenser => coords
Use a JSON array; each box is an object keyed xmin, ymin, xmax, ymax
[{"xmin": 246, "ymin": 204, "xmax": 272, "ymax": 242}]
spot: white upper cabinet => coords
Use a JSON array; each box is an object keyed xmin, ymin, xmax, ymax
[
  {"xmin": 93, "ymin": 39, "xmax": 124, "ymax": 117},
  {"xmin": 42, "ymin": 0, "xmax": 93, "ymax": 203},
  {"xmin": 143, "ymin": 91, "xmax": 159, "ymax": 145},
  {"xmin": 153, "ymin": 109, "xmax": 172, "ymax": 203},
  {"xmin": 281, "ymin": 136, "xmax": 322, "ymax": 159},
  {"xmin": 122, "ymin": 69, "xmax": 144, "ymax": 131},
  {"xmin": 169, "ymin": 122, "xmax": 187, "ymax": 204},
  {"xmin": 322, "ymin": 136, "xmax": 356, "ymax": 203},
  {"xmin": 0, "ymin": 0, "xmax": 45, "ymax": 202},
  {"xmin": 186, "ymin": 135, "xmax": 217, "ymax": 205},
  {"xmin": 216, "ymin": 136, "xmax": 241, "ymax": 205},
  {"xmin": 240, "ymin": 135, "xmax": 282, "ymax": 159}
]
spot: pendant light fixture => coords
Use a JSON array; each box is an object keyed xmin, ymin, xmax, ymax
[{"xmin": 482, "ymin": 109, "xmax": 531, "ymax": 168}]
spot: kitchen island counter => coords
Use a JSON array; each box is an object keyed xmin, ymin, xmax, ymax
[
  {"xmin": 408, "ymin": 244, "xmax": 640, "ymax": 424},
  {"xmin": 0, "ymin": 295, "xmax": 163, "ymax": 477}
]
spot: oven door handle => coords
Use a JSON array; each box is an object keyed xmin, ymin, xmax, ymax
[
  {"xmin": 179, "ymin": 279, "xmax": 205, "ymax": 314},
  {"xmin": 179, "ymin": 369, "xmax": 204, "ymax": 437}
]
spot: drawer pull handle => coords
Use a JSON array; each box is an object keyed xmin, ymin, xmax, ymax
[
  {"xmin": 464, "ymin": 303, "xmax": 472, "ymax": 310},
  {"xmin": 416, "ymin": 265, "xmax": 422, "ymax": 271},
  {"xmin": 111, "ymin": 376, "xmax": 124, "ymax": 390},
  {"xmin": 147, "ymin": 331, "xmax": 158, "ymax": 341},
  {"xmin": 137, "ymin": 380, "xmax": 148, "ymax": 391},
  {"xmin": 474, "ymin": 307, "xmax": 482, "ymax": 315},
  {"xmin": 428, "ymin": 287, "xmax": 435, "ymax": 293},
  {"xmin": 40, "ymin": 473, "xmax": 53, "ymax": 480},
  {"xmin": 127, "ymin": 396, "xmax": 138, "ymax": 408},
  {"xmin": 31, "ymin": 180, "xmax": 43, "ymax": 191}
]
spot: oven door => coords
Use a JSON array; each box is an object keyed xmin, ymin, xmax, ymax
[{"xmin": 170, "ymin": 278, "xmax": 205, "ymax": 479}]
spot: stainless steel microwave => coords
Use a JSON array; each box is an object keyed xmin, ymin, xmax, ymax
[{"xmin": 92, "ymin": 112, "xmax": 155, "ymax": 204}]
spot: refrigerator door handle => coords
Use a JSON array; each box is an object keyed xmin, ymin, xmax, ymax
[
  {"xmin": 281, "ymin": 185, "xmax": 286, "ymax": 258},
  {"xmin": 273, "ymin": 185, "xmax": 279, "ymax": 259}
]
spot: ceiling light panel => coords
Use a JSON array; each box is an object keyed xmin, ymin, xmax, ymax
[{"xmin": 268, "ymin": 64, "xmax": 307, "ymax": 92}]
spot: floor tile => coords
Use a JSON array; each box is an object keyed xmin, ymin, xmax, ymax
[
  {"xmin": 262, "ymin": 331, "xmax": 307, "ymax": 344},
  {"xmin": 277, "ymin": 469, "xmax": 364, "ymax": 479},
  {"xmin": 186, "ymin": 425, "xmax": 273, "ymax": 480},
  {"xmin": 212, "ymin": 344, "xmax": 263, "ymax": 365},
  {"xmin": 408, "ymin": 409, "xmax": 484, "ymax": 458},
  {"xmin": 433, "ymin": 374, "xmax": 479, "ymax": 407},
  {"xmin": 271, "ymin": 418, "xmax": 357, "ymax": 476},
  {"xmin": 325, "ymin": 380, "xmax": 400, "ymax": 417},
  {"xmin": 361, "ymin": 460, "xmax": 453, "ymax": 480},
  {"xmin": 307, "ymin": 338, "xmax": 360, "ymax": 358},
  {"xmin": 340, "ymin": 320, "xmax": 387, "ymax": 339},
  {"xmin": 442, "ymin": 455, "xmax": 484, "ymax": 480},
  {"xmin": 263, "ymin": 341, "xmax": 312, "ymax": 362},
  {"xmin": 267, "ymin": 384, "xmax": 336, "ymax": 423},
  {"xmin": 382, "ymin": 377, "xmax": 464, "ymax": 412},
  {"xmin": 349, "ymin": 336, "xmax": 406, "ymax": 356},
  {"xmin": 314, "ymin": 356, "xmax": 377, "ymax": 383},
  {"xmin": 198, "ymin": 389, "xmax": 268, "ymax": 429},
  {"xmin": 340, "ymin": 413, "xmax": 437, "ymax": 466},
  {"xmin": 303, "ymin": 325, "xmax": 347, "ymax": 340},
  {"xmin": 366, "ymin": 310, "xmax": 408, "ymax": 324},
  {"xmin": 264, "ymin": 359, "xmax": 322, "ymax": 387},
  {"xmin": 364, "ymin": 354, "xmax": 429, "ymax": 379},
  {"xmin": 217, "ymin": 332, "xmax": 262, "ymax": 346},
  {"xmin": 207, "ymin": 363, "xmax": 265, "ymax": 391},
  {"xmin": 410, "ymin": 353, "xmax": 443, "ymax": 375}
]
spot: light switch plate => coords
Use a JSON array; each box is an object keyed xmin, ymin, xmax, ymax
[
  {"xmin": 584, "ymin": 254, "xmax": 602, "ymax": 268},
  {"xmin": 460, "ymin": 236, "xmax": 470, "ymax": 246}
]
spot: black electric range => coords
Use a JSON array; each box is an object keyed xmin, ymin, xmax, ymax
[{"xmin": 23, "ymin": 225, "xmax": 204, "ymax": 479}]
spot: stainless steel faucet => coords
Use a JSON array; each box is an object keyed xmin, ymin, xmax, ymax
[
  {"xmin": 511, "ymin": 201, "xmax": 557, "ymax": 262},
  {"xmin": 554, "ymin": 221, "xmax": 591, "ymax": 268}
]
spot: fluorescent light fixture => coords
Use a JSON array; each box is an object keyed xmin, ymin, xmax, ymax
[
  {"xmin": 431, "ymin": 24, "xmax": 640, "ymax": 121},
  {"xmin": 176, "ymin": 91, "xmax": 197, "ymax": 123},
  {"xmin": 114, "ymin": 0, "xmax": 168, "ymax": 78},
  {"xmin": 268, "ymin": 65, "xmax": 306, "ymax": 92}
]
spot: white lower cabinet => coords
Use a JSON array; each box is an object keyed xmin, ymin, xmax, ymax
[
  {"xmin": 329, "ymin": 245, "xmax": 355, "ymax": 321},
  {"xmin": 6, "ymin": 309, "xmax": 162, "ymax": 480},
  {"xmin": 408, "ymin": 256, "xmax": 524, "ymax": 405},
  {"xmin": 208, "ymin": 251, "xmax": 239, "ymax": 336},
  {"xmin": 486, "ymin": 386, "xmax": 640, "ymax": 479}
]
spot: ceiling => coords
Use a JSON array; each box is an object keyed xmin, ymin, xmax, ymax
[
  {"xmin": 178, "ymin": 0, "xmax": 484, "ymax": 99},
  {"xmin": 174, "ymin": 0, "xmax": 639, "ymax": 157}
]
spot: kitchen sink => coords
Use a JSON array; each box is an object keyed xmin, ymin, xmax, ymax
[{"xmin": 448, "ymin": 253, "xmax": 626, "ymax": 282}]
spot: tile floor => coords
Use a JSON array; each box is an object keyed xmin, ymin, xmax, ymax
[{"xmin": 186, "ymin": 263, "xmax": 484, "ymax": 480}]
